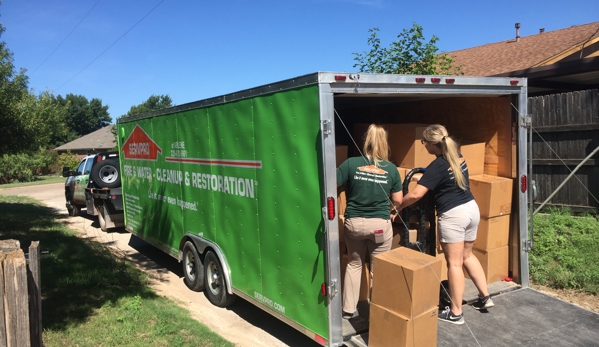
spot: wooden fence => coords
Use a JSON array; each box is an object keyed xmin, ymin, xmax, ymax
[
  {"xmin": 528, "ymin": 89, "xmax": 599, "ymax": 213},
  {"xmin": 0, "ymin": 240, "xmax": 42, "ymax": 347}
]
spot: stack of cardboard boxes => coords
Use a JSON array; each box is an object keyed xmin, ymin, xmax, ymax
[
  {"xmin": 351, "ymin": 123, "xmax": 511, "ymax": 284},
  {"xmin": 466, "ymin": 175, "xmax": 513, "ymax": 283},
  {"xmin": 369, "ymin": 247, "xmax": 441, "ymax": 347}
]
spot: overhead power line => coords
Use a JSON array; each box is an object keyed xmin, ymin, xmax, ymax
[
  {"xmin": 55, "ymin": 0, "xmax": 165, "ymax": 92},
  {"xmin": 31, "ymin": 0, "xmax": 102, "ymax": 76}
]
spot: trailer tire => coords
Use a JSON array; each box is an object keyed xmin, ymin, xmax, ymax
[
  {"xmin": 91, "ymin": 159, "xmax": 120, "ymax": 189},
  {"xmin": 183, "ymin": 241, "xmax": 205, "ymax": 292},
  {"xmin": 204, "ymin": 251, "xmax": 235, "ymax": 307}
]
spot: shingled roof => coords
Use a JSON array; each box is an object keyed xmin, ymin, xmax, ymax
[
  {"xmin": 54, "ymin": 125, "xmax": 116, "ymax": 153},
  {"xmin": 449, "ymin": 21, "xmax": 599, "ymax": 77}
]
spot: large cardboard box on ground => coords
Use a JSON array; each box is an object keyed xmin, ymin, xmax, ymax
[
  {"xmin": 340, "ymin": 255, "xmax": 371, "ymax": 302},
  {"xmin": 474, "ymin": 214, "xmax": 510, "ymax": 251},
  {"xmin": 465, "ymin": 246, "xmax": 509, "ymax": 284},
  {"xmin": 369, "ymin": 304, "xmax": 438, "ymax": 347},
  {"xmin": 459, "ymin": 142, "xmax": 486, "ymax": 176},
  {"xmin": 469, "ymin": 175, "xmax": 513, "ymax": 218},
  {"xmin": 354, "ymin": 124, "xmax": 435, "ymax": 168},
  {"xmin": 371, "ymin": 247, "xmax": 441, "ymax": 318},
  {"xmin": 335, "ymin": 145, "xmax": 348, "ymax": 167}
]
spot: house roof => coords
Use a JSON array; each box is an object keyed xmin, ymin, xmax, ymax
[
  {"xmin": 54, "ymin": 125, "xmax": 117, "ymax": 152},
  {"xmin": 448, "ymin": 21, "xmax": 599, "ymax": 96},
  {"xmin": 449, "ymin": 21, "xmax": 599, "ymax": 77}
]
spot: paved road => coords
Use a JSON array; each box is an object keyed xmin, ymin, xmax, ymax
[{"xmin": 0, "ymin": 183, "xmax": 321, "ymax": 347}]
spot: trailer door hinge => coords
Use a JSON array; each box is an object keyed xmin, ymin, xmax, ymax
[
  {"xmin": 329, "ymin": 279, "xmax": 339, "ymax": 298},
  {"xmin": 523, "ymin": 239, "xmax": 532, "ymax": 252},
  {"xmin": 521, "ymin": 115, "xmax": 532, "ymax": 128},
  {"xmin": 322, "ymin": 120, "xmax": 332, "ymax": 135}
]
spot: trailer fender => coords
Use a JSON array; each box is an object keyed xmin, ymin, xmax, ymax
[{"xmin": 180, "ymin": 233, "xmax": 234, "ymax": 295}]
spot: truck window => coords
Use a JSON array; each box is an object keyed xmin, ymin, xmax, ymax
[
  {"xmin": 84, "ymin": 158, "xmax": 94, "ymax": 175},
  {"xmin": 76, "ymin": 160, "xmax": 86, "ymax": 175}
]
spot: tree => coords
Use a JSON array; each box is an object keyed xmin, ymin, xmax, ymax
[
  {"xmin": 16, "ymin": 91, "xmax": 69, "ymax": 152},
  {"xmin": 353, "ymin": 24, "xmax": 462, "ymax": 75},
  {"xmin": 0, "ymin": 36, "xmax": 32, "ymax": 155},
  {"xmin": 55, "ymin": 94, "xmax": 111, "ymax": 139},
  {"xmin": 120, "ymin": 94, "xmax": 174, "ymax": 120}
]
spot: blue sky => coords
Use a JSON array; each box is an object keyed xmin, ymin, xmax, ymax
[{"xmin": 2, "ymin": 0, "xmax": 598, "ymax": 122}]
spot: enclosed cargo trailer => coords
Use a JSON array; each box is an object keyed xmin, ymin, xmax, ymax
[{"xmin": 116, "ymin": 72, "xmax": 529, "ymax": 346}]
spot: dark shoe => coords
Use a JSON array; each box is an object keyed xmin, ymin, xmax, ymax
[
  {"xmin": 342, "ymin": 311, "xmax": 358, "ymax": 319},
  {"xmin": 438, "ymin": 306, "xmax": 464, "ymax": 325},
  {"xmin": 472, "ymin": 295, "xmax": 495, "ymax": 310}
]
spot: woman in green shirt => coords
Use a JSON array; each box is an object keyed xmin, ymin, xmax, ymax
[{"xmin": 337, "ymin": 124, "xmax": 403, "ymax": 319}]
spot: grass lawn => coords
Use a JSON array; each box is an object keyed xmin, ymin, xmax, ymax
[
  {"xmin": 0, "ymin": 194, "xmax": 233, "ymax": 347},
  {"xmin": 0, "ymin": 174, "xmax": 65, "ymax": 188}
]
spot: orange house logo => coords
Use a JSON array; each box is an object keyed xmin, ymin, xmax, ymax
[
  {"xmin": 121, "ymin": 125, "xmax": 162, "ymax": 161},
  {"xmin": 358, "ymin": 165, "xmax": 387, "ymax": 175}
]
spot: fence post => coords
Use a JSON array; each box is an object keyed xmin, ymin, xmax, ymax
[
  {"xmin": 27, "ymin": 242, "xmax": 42, "ymax": 347},
  {"xmin": 1, "ymin": 240, "xmax": 31, "ymax": 347}
]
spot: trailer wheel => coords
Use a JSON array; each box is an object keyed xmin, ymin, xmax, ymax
[
  {"xmin": 183, "ymin": 241, "xmax": 205, "ymax": 291},
  {"xmin": 91, "ymin": 159, "xmax": 120, "ymax": 189},
  {"xmin": 204, "ymin": 251, "xmax": 235, "ymax": 307}
]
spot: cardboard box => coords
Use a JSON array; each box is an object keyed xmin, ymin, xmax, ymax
[
  {"xmin": 436, "ymin": 251, "xmax": 448, "ymax": 282},
  {"xmin": 371, "ymin": 247, "xmax": 441, "ymax": 318},
  {"xmin": 337, "ymin": 186, "xmax": 346, "ymax": 218},
  {"xmin": 340, "ymin": 254, "xmax": 371, "ymax": 302},
  {"xmin": 459, "ymin": 142, "xmax": 485, "ymax": 176},
  {"xmin": 391, "ymin": 225, "xmax": 417, "ymax": 249},
  {"xmin": 338, "ymin": 215, "xmax": 347, "ymax": 255},
  {"xmin": 474, "ymin": 214, "xmax": 510, "ymax": 251},
  {"xmin": 335, "ymin": 145, "xmax": 348, "ymax": 168},
  {"xmin": 355, "ymin": 124, "xmax": 435, "ymax": 168},
  {"xmin": 465, "ymin": 246, "xmax": 509, "ymax": 284},
  {"xmin": 397, "ymin": 167, "xmax": 422, "ymax": 193},
  {"xmin": 469, "ymin": 175, "xmax": 513, "ymax": 218},
  {"xmin": 369, "ymin": 304, "xmax": 438, "ymax": 347}
]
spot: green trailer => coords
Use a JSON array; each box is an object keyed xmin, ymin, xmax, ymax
[{"xmin": 116, "ymin": 72, "xmax": 530, "ymax": 346}]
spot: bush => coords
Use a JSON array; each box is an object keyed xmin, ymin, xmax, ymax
[
  {"xmin": 57, "ymin": 150, "xmax": 81, "ymax": 171},
  {"xmin": 0, "ymin": 149, "xmax": 59, "ymax": 184},
  {"xmin": 530, "ymin": 207, "xmax": 599, "ymax": 294}
]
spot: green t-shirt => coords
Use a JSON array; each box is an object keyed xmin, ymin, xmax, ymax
[{"xmin": 337, "ymin": 156, "xmax": 402, "ymax": 219}]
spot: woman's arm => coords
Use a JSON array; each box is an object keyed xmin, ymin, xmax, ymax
[{"xmin": 399, "ymin": 184, "xmax": 429, "ymax": 210}]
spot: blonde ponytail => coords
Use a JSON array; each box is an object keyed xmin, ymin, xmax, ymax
[{"xmin": 422, "ymin": 124, "xmax": 467, "ymax": 190}]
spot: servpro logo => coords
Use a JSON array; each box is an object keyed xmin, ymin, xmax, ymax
[{"xmin": 122, "ymin": 125, "xmax": 162, "ymax": 161}]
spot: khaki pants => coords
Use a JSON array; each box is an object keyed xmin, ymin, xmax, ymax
[{"xmin": 342, "ymin": 217, "xmax": 392, "ymax": 314}]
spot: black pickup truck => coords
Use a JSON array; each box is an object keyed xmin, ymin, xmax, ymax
[{"xmin": 62, "ymin": 151, "xmax": 124, "ymax": 231}]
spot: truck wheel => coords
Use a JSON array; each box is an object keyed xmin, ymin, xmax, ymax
[
  {"xmin": 182, "ymin": 241, "xmax": 205, "ymax": 291},
  {"xmin": 91, "ymin": 159, "xmax": 120, "ymax": 189},
  {"xmin": 204, "ymin": 251, "xmax": 235, "ymax": 307},
  {"xmin": 68, "ymin": 200, "xmax": 80, "ymax": 217}
]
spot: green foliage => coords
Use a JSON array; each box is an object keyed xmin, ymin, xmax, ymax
[
  {"xmin": 0, "ymin": 149, "xmax": 56, "ymax": 184},
  {"xmin": 0, "ymin": 195, "xmax": 233, "ymax": 347},
  {"xmin": 119, "ymin": 94, "xmax": 173, "ymax": 121},
  {"xmin": 57, "ymin": 150, "xmax": 81, "ymax": 171},
  {"xmin": 54, "ymin": 94, "xmax": 111, "ymax": 142},
  {"xmin": 353, "ymin": 24, "xmax": 462, "ymax": 75},
  {"xmin": 530, "ymin": 208, "xmax": 599, "ymax": 294},
  {"xmin": 0, "ymin": 40, "xmax": 32, "ymax": 155}
]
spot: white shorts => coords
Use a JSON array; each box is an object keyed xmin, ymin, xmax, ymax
[{"xmin": 437, "ymin": 200, "xmax": 480, "ymax": 244}]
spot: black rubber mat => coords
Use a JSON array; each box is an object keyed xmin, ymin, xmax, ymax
[{"xmin": 437, "ymin": 287, "xmax": 599, "ymax": 347}]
